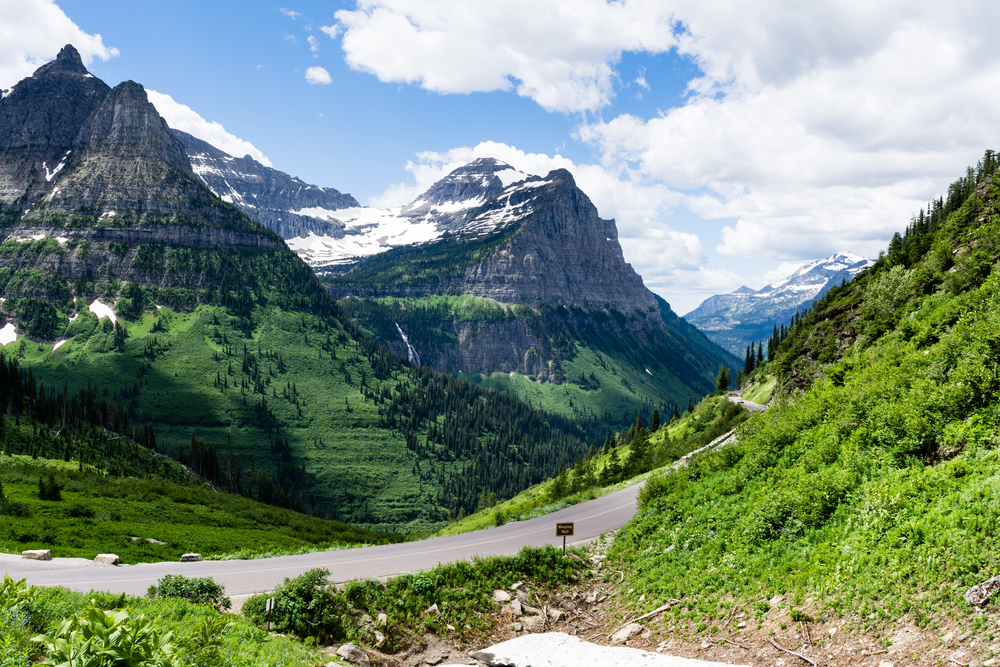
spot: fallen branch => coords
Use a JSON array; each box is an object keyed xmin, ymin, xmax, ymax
[
  {"xmin": 628, "ymin": 599, "xmax": 683, "ymax": 625},
  {"xmin": 724, "ymin": 637, "xmax": 750, "ymax": 650},
  {"xmin": 769, "ymin": 637, "xmax": 819, "ymax": 667}
]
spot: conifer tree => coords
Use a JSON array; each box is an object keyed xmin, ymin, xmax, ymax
[{"xmin": 650, "ymin": 409, "xmax": 660, "ymax": 433}]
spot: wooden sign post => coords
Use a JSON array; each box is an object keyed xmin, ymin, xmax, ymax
[
  {"xmin": 265, "ymin": 597, "xmax": 275, "ymax": 632},
  {"xmin": 556, "ymin": 522, "xmax": 574, "ymax": 555}
]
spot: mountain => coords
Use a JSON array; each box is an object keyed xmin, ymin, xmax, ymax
[
  {"xmin": 320, "ymin": 158, "xmax": 740, "ymax": 427},
  {"xmin": 172, "ymin": 129, "xmax": 359, "ymax": 239},
  {"xmin": 684, "ymin": 252, "xmax": 873, "ymax": 356},
  {"xmin": 0, "ymin": 45, "xmax": 598, "ymax": 529}
]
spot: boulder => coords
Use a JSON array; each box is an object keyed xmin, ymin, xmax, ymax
[
  {"xmin": 94, "ymin": 554, "xmax": 119, "ymax": 565},
  {"xmin": 180, "ymin": 553, "xmax": 201, "ymax": 562},
  {"xmin": 373, "ymin": 630, "xmax": 386, "ymax": 649},
  {"xmin": 510, "ymin": 600, "xmax": 523, "ymax": 616},
  {"xmin": 966, "ymin": 575, "xmax": 1000, "ymax": 606},
  {"xmin": 521, "ymin": 615, "xmax": 546, "ymax": 632},
  {"xmin": 610, "ymin": 622, "xmax": 644, "ymax": 645},
  {"xmin": 21, "ymin": 549, "xmax": 51, "ymax": 560},
  {"xmin": 492, "ymin": 589, "xmax": 511, "ymax": 602},
  {"xmin": 547, "ymin": 607, "xmax": 567, "ymax": 622},
  {"xmin": 335, "ymin": 644, "xmax": 370, "ymax": 667},
  {"xmin": 521, "ymin": 603, "xmax": 543, "ymax": 617}
]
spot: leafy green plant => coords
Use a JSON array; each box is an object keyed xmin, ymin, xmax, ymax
[
  {"xmin": 146, "ymin": 575, "xmax": 231, "ymax": 612},
  {"xmin": 32, "ymin": 602, "xmax": 177, "ymax": 667}
]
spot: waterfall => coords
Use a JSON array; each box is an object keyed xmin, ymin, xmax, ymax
[{"xmin": 395, "ymin": 323, "xmax": 420, "ymax": 364}]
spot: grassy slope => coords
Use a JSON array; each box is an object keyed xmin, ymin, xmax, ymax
[
  {"xmin": 0, "ymin": 455, "xmax": 397, "ymax": 562},
  {"xmin": 608, "ymin": 164, "xmax": 1000, "ymax": 638},
  {"xmin": 12, "ymin": 304, "xmax": 432, "ymax": 528}
]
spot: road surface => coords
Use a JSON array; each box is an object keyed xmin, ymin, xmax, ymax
[{"xmin": 1, "ymin": 482, "xmax": 642, "ymax": 597}]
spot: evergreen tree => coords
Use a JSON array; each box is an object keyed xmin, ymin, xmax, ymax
[
  {"xmin": 744, "ymin": 345, "xmax": 754, "ymax": 375},
  {"xmin": 715, "ymin": 364, "xmax": 732, "ymax": 393},
  {"xmin": 672, "ymin": 404, "xmax": 680, "ymax": 422},
  {"xmin": 650, "ymin": 409, "xmax": 660, "ymax": 433},
  {"xmin": 756, "ymin": 341, "xmax": 764, "ymax": 367}
]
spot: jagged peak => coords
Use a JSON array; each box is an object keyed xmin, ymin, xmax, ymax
[
  {"xmin": 32, "ymin": 44, "xmax": 90, "ymax": 79},
  {"xmin": 75, "ymin": 80, "xmax": 192, "ymax": 174}
]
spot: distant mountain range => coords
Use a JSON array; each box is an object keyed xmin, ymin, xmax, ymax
[{"xmin": 684, "ymin": 252, "xmax": 874, "ymax": 356}]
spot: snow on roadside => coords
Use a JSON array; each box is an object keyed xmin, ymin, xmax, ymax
[{"xmin": 470, "ymin": 632, "xmax": 745, "ymax": 667}]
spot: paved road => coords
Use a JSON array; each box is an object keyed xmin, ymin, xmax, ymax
[{"xmin": 2, "ymin": 482, "xmax": 642, "ymax": 597}]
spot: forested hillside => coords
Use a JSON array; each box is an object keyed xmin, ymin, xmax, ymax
[
  {"xmin": 0, "ymin": 45, "xmax": 599, "ymax": 530},
  {"xmin": 609, "ymin": 150, "xmax": 1000, "ymax": 646}
]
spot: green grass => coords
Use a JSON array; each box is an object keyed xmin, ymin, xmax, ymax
[
  {"xmin": 0, "ymin": 578, "xmax": 334, "ymax": 667},
  {"xmin": 740, "ymin": 374, "xmax": 775, "ymax": 404},
  {"xmin": 0, "ymin": 455, "xmax": 398, "ymax": 563},
  {"xmin": 607, "ymin": 163, "xmax": 1000, "ymax": 634}
]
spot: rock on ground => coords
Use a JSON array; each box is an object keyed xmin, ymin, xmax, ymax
[{"xmin": 470, "ymin": 632, "xmax": 747, "ymax": 667}]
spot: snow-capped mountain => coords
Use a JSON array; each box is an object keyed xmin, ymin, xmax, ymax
[
  {"xmin": 172, "ymin": 129, "xmax": 359, "ymax": 239},
  {"xmin": 684, "ymin": 252, "xmax": 874, "ymax": 356},
  {"xmin": 285, "ymin": 157, "xmax": 548, "ymax": 269}
]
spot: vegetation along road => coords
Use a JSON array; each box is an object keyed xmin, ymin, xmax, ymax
[{"xmin": 2, "ymin": 482, "xmax": 642, "ymax": 597}]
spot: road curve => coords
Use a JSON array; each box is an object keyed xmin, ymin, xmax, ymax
[{"xmin": 2, "ymin": 482, "xmax": 643, "ymax": 597}]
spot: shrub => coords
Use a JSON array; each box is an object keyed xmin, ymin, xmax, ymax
[
  {"xmin": 147, "ymin": 575, "xmax": 231, "ymax": 612},
  {"xmin": 243, "ymin": 568, "xmax": 348, "ymax": 644}
]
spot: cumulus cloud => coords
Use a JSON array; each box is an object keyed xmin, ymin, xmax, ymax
[
  {"xmin": 0, "ymin": 0, "xmax": 119, "ymax": 89},
  {"xmin": 578, "ymin": 1, "xmax": 1000, "ymax": 261},
  {"xmin": 328, "ymin": 0, "xmax": 1000, "ymax": 281},
  {"xmin": 307, "ymin": 35, "xmax": 320, "ymax": 54},
  {"xmin": 146, "ymin": 90, "xmax": 272, "ymax": 167},
  {"xmin": 329, "ymin": 0, "xmax": 679, "ymax": 113},
  {"xmin": 305, "ymin": 66, "xmax": 332, "ymax": 84}
]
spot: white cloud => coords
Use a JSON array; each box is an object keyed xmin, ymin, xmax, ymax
[
  {"xmin": 307, "ymin": 35, "xmax": 320, "ymax": 54},
  {"xmin": 146, "ymin": 90, "xmax": 272, "ymax": 167},
  {"xmin": 305, "ymin": 66, "xmax": 332, "ymax": 84},
  {"xmin": 279, "ymin": 7, "xmax": 302, "ymax": 19},
  {"xmin": 0, "ymin": 0, "xmax": 119, "ymax": 89},
  {"xmin": 320, "ymin": 24, "xmax": 340, "ymax": 39},
  {"xmin": 330, "ymin": 0, "xmax": 680, "ymax": 113}
]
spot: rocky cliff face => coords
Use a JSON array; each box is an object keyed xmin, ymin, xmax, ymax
[
  {"xmin": 0, "ymin": 45, "xmax": 111, "ymax": 214},
  {"xmin": 456, "ymin": 169, "xmax": 658, "ymax": 313},
  {"xmin": 0, "ymin": 45, "xmax": 285, "ymax": 313},
  {"xmin": 173, "ymin": 129, "xmax": 359, "ymax": 238}
]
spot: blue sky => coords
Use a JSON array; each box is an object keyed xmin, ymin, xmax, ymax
[{"xmin": 4, "ymin": 1, "xmax": 1000, "ymax": 313}]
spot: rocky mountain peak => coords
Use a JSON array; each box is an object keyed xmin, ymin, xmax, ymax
[
  {"xmin": 32, "ymin": 44, "xmax": 89, "ymax": 79},
  {"xmin": 409, "ymin": 157, "xmax": 532, "ymax": 210},
  {"xmin": 75, "ymin": 80, "xmax": 191, "ymax": 174}
]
